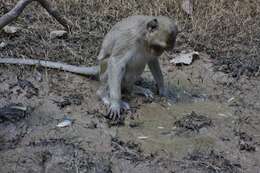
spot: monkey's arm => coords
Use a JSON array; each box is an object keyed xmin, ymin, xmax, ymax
[
  {"xmin": 0, "ymin": 58, "xmax": 99, "ymax": 76},
  {"xmin": 107, "ymin": 50, "xmax": 133, "ymax": 120},
  {"xmin": 107, "ymin": 56, "xmax": 126, "ymax": 120},
  {"xmin": 148, "ymin": 58, "xmax": 166, "ymax": 96},
  {"xmin": 108, "ymin": 57, "xmax": 124, "ymax": 101}
]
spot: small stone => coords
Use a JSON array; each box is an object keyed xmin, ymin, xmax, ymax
[
  {"xmin": 218, "ymin": 113, "xmax": 228, "ymax": 117},
  {"xmin": 3, "ymin": 26, "xmax": 19, "ymax": 34},
  {"xmin": 50, "ymin": 30, "xmax": 68, "ymax": 39},
  {"xmin": 199, "ymin": 127, "xmax": 208, "ymax": 134},
  {"xmin": 157, "ymin": 126, "xmax": 165, "ymax": 129},
  {"xmin": 137, "ymin": 136, "xmax": 149, "ymax": 140},
  {"xmin": 0, "ymin": 42, "xmax": 7, "ymax": 48},
  {"xmin": 227, "ymin": 97, "xmax": 235, "ymax": 103},
  {"xmin": 227, "ymin": 96, "xmax": 242, "ymax": 107},
  {"xmin": 56, "ymin": 119, "xmax": 72, "ymax": 127}
]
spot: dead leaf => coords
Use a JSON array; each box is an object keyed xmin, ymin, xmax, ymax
[
  {"xmin": 3, "ymin": 26, "xmax": 19, "ymax": 34},
  {"xmin": 50, "ymin": 30, "xmax": 68, "ymax": 39},
  {"xmin": 182, "ymin": 0, "xmax": 193, "ymax": 15},
  {"xmin": 170, "ymin": 51, "xmax": 199, "ymax": 65}
]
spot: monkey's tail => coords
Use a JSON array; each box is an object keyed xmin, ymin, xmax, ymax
[{"xmin": 0, "ymin": 58, "xmax": 99, "ymax": 76}]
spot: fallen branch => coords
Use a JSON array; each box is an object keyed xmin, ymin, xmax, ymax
[
  {"xmin": 0, "ymin": 0, "xmax": 73, "ymax": 31},
  {"xmin": 0, "ymin": 58, "xmax": 99, "ymax": 76}
]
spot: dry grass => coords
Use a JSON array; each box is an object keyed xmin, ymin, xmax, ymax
[{"xmin": 1, "ymin": 0, "xmax": 260, "ymax": 75}]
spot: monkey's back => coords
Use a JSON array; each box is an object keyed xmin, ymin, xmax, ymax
[
  {"xmin": 98, "ymin": 15, "xmax": 176, "ymax": 60},
  {"xmin": 98, "ymin": 15, "xmax": 153, "ymax": 60}
]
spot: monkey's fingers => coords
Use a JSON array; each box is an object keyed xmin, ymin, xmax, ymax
[
  {"xmin": 113, "ymin": 110, "xmax": 121, "ymax": 121},
  {"xmin": 133, "ymin": 87, "xmax": 154, "ymax": 99},
  {"xmin": 144, "ymin": 90, "xmax": 154, "ymax": 99},
  {"xmin": 106, "ymin": 107, "xmax": 114, "ymax": 119},
  {"xmin": 109, "ymin": 110, "xmax": 119, "ymax": 121},
  {"xmin": 120, "ymin": 101, "xmax": 130, "ymax": 110},
  {"xmin": 106, "ymin": 107, "xmax": 120, "ymax": 121}
]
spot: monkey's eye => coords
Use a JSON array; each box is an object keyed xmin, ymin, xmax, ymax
[{"xmin": 147, "ymin": 19, "xmax": 159, "ymax": 32}]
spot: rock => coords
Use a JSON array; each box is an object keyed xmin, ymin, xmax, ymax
[
  {"xmin": 199, "ymin": 127, "xmax": 208, "ymax": 135},
  {"xmin": 56, "ymin": 118, "xmax": 72, "ymax": 128},
  {"xmin": 170, "ymin": 51, "xmax": 199, "ymax": 65},
  {"xmin": 0, "ymin": 42, "xmax": 7, "ymax": 48},
  {"xmin": 137, "ymin": 136, "xmax": 149, "ymax": 140},
  {"xmin": 50, "ymin": 30, "xmax": 68, "ymax": 39},
  {"xmin": 3, "ymin": 26, "xmax": 19, "ymax": 34},
  {"xmin": 227, "ymin": 96, "xmax": 242, "ymax": 107}
]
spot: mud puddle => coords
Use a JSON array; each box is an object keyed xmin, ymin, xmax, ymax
[{"xmin": 117, "ymin": 99, "xmax": 235, "ymax": 157}]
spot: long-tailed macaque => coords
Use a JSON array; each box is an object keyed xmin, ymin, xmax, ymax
[{"xmin": 0, "ymin": 15, "xmax": 178, "ymax": 121}]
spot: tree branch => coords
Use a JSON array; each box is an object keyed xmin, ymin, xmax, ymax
[
  {"xmin": 0, "ymin": 0, "xmax": 73, "ymax": 31},
  {"xmin": 0, "ymin": 0, "xmax": 33, "ymax": 29},
  {"xmin": 0, "ymin": 58, "xmax": 99, "ymax": 76},
  {"xmin": 37, "ymin": 0, "xmax": 73, "ymax": 31}
]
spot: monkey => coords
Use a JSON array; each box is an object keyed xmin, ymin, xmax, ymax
[
  {"xmin": 0, "ymin": 15, "xmax": 178, "ymax": 121},
  {"xmin": 96, "ymin": 15, "xmax": 178, "ymax": 120}
]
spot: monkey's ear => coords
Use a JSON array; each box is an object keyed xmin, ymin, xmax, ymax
[{"xmin": 147, "ymin": 18, "xmax": 158, "ymax": 32}]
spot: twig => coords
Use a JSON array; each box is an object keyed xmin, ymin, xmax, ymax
[
  {"xmin": 37, "ymin": 0, "xmax": 73, "ymax": 31},
  {"xmin": 0, "ymin": 58, "xmax": 99, "ymax": 76},
  {"xmin": 0, "ymin": 0, "xmax": 33, "ymax": 29},
  {"xmin": 0, "ymin": 0, "xmax": 73, "ymax": 31}
]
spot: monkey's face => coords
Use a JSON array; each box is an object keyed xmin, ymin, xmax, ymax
[{"xmin": 146, "ymin": 18, "xmax": 178, "ymax": 56}]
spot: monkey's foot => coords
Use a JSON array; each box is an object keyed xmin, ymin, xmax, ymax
[
  {"xmin": 107, "ymin": 100, "xmax": 130, "ymax": 121},
  {"xmin": 132, "ymin": 85, "xmax": 154, "ymax": 99},
  {"xmin": 102, "ymin": 96, "xmax": 130, "ymax": 110}
]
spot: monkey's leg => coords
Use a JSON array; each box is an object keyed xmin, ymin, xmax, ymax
[
  {"xmin": 148, "ymin": 58, "xmax": 167, "ymax": 96},
  {"xmin": 132, "ymin": 85, "xmax": 154, "ymax": 99}
]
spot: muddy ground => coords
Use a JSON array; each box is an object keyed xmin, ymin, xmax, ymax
[
  {"xmin": 1, "ymin": 1, "xmax": 260, "ymax": 172},
  {"xmin": 0, "ymin": 51, "xmax": 260, "ymax": 172}
]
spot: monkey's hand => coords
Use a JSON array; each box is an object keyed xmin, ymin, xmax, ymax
[
  {"xmin": 132, "ymin": 85, "xmax": 154, "ymax": 99},
  {"xmin": 107, "ymin": 100, "xmax": 130, "ymax": 121}
]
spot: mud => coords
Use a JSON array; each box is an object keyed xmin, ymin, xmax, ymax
[
  {"xmin": 174, "ymin": 111, "xmax": 212, "ymax": 134},
  {"xmin": 0, "ymin": 51, "xmax": 260, "ymax": 172},
  {"xmin": 1, "ymin": 2, "xmax": 260, "ymax": 170},
  {"xmin": 0, "ymin": 103, "xmax": 30, "ymax": 122}
]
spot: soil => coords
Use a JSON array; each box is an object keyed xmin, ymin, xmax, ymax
[
  {"xmin": 1, "ymin": 1, "xmax": 260, "ymax": 172},
  {"xmin": 0, "ymin": 51, "xmax": 260, "ymax": 172}
]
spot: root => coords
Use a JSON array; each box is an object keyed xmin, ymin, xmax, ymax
[{"xmin": 0, "ymin": 0, "xmax": 73, "ymax": 31}]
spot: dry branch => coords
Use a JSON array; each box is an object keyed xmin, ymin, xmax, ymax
[
  {"xmin": 0, "ymin": 0, "xmax": 73, "ymax": 30},
  {"xmin": 0, "ymin": 58, "xmax": 99, "ymax": 76}
]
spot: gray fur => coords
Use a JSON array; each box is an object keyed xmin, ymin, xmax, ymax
[{"xmin": 97, "ymin": 15, "xmax": 178, "ymax": 120}]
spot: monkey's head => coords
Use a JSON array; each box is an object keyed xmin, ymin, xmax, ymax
[{"xmin": 145, "ymin": 17, "xmax": 178, "ymax": 55}]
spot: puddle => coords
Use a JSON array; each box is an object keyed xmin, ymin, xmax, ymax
[{"xmin": 117, "ymin": 100, "xmax": 235, "ymax": 159}]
